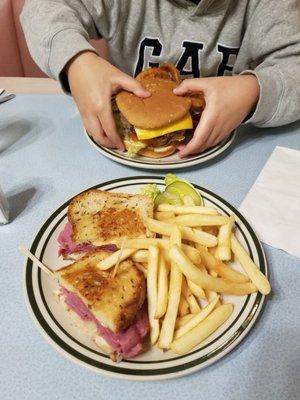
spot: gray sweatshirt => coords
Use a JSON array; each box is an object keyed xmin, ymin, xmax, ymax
[{"xmin": 21, "ymin": 0, "xmax": 300, "ymax": 127}]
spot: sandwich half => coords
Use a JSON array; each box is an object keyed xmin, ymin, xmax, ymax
[
  {"xmin": 58, "ymin": 189, "xmax": 154, "ymax": 259},
  {"xmin": 56, "ymin": 250, "xmax": 149, "ymax": 360}
]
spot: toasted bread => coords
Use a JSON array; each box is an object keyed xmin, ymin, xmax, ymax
[
  {"xmin": 56, "ymin": 250, "xmax": 146, "ymax": 333},
  {"xmin": 58, "ymin": 293, "xmax": 114, "ymax": 355},
  {"xmin": 68, "ymin": 189, "xmax": 154, "ymax": 246}
]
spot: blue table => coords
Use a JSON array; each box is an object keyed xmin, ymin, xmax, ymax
[{"xmin": 1, "ymin": 94, "xmax": 299, "ymax": 400}]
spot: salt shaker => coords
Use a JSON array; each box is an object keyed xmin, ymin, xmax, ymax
[{"xmin": 0, "ymin": 185, "xmax": 9, "ymax": 224}]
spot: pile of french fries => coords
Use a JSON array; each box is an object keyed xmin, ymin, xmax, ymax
[{"xmin": 98, "ymin": 197, "xmax": 271, "ymax": 355}]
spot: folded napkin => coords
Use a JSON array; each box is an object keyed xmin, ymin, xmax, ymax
[{"xmin": 239, "ymin": 146, "xmax": 300, "ymax": 258}]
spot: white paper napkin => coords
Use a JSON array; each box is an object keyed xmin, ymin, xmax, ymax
[{"xmin": 239, "ymin": 146, "xmax": 300, "ymax": 258}]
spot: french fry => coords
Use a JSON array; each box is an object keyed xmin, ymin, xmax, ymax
[
  {"xmin": 196, "ymin": 261, "xmax": 220, "ymax": 304},
  {"xmin": 187, "ymin": 279, "xmax": 206, "ymax": 300},
  {"xmin": 175, "ymin": 214, "xmax": 229, "ymax": 227},
  {"xmin": 231, "ymin": 235, "xmax": 271, "ymax": 295},
  {"xmin": 178, "ymin": 294, "xmax": 190, "ymax": 317},
  {"xmin": 175, "ymin": 314, "xmax": 194, "ymax": 329},
  {"xmin": 147, "ymin": 245, "xmax": 160, "ymax": 344},
  {"xmin": 205, "ymin": 270, "xmax": 221, "ymax": 307},
  {"xmin": 155, "ymin": 253, "xmax": 169, "ymax": 319},
  {"xmin": 195, "ymin": 244, "xmax": 249, "ymax": 283},
  {"xmin": 157, "ymin": 204, "xmax": 219, "ymax": 215},
  {"xmin": 146, "ymin": 218, "xmax": 217, "ymax": 247},
  {"xmin": 124, "ymin": 238, "xmax": 201, "ymax": 265},
  {"xmin": 215, "ymin": 215, "xmax": 235, "ymax": 261},
  {"xmin": 182, "ymin": 278, "xmax": 201, "ymax": 313},
  {"xmin": 154, "ymin": 211, "xmax": 175, "ymax": 221},
  {"xmin": 169, "ymin": 244, "xmax": 257, "ymax": 295},
  {"xmin": 202, "ymin": 226, "xmax": 219, "ymax": 236},
  {"xmin": 181, "ymin": 227, "xmax": 217, "ymax": 247},
  {"xmin": 158, "ymin": 226, "xmax": 182, "ymax": 349},
  {"xmin": 208, "ymin": 246, "xmax": 217, "ymax": 256},
  {"xmin": 171, "ymin": 304, "xmax": 234, "ymax": 354},
  {"xmin": 97, "ymin": 249, "xmax": 136, "ymax": 270},
  {"xmin": 135, "ymin": 263, "xmax": 147, "ymax": 277},
  {"xmin": 131, "ymin": 249, "xmax": 149, "ymax": 263},
  {"xmin": 174, "ymin": 296, "xmax": 220, "ymax": 339}
]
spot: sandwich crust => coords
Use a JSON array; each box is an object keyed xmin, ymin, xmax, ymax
[
  {"xmin": 68, "ymin": 189, "xmax": 154, "ymax": 246},
  {"xmin": 116, "ymin": 78, "xmax": 192, "ymax": 129},
  {"xmin": 56, "ymin": 250, "xmax": 146, "ymax": 333}
]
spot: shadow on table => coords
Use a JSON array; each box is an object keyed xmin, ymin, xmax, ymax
[
  {"xmin": 233, "ymin": 120, "xmax": 300, "ymax": 151},
  {"xmin": 7, "ymin": 186, "xmax": 38, "ymax": 221},
  {"xmin": 6, "ymin": 179, "xmax": 53, "ymax": 221},
  {"xmin": 0, "ymin": 115, "xmax": 54, "ymax": 157},
  {"xmin": 0, "ymin": 119, "xmax": 33, "ymax": 154}
]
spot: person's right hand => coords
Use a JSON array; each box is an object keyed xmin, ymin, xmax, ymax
[{"xmin": 66, "ymin": 51, "xmax": 150, "ymax": 149}]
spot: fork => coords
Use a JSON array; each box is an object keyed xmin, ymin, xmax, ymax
[{"xmin": 0, "ymin": 94, "xmax": 16, "ymax": 104}]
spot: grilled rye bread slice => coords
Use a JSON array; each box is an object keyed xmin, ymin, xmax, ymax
[
  {"xmin": 68, "ymin": 189, "xmax": 154, "ymax": 246},
  {"xmin": 56, "ymin": 250, "xmax": 146, "ymax": 333}
]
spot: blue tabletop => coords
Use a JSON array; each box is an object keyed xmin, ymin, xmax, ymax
[{"xmin": 1, "ymin": 94, "xmax": 299, "ymax": 400}]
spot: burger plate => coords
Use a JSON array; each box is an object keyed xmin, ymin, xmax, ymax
[{"xmin": 84, "ymin": 129, "xmax": 236, "ymax": 170}]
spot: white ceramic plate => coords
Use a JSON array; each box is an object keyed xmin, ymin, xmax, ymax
[
  {"xmin": 24, "ymin": 176, "xmax": 267, "ymax": 380},
  {"xmin": 85, "ymin": 130, "xmax": 236, "ymax": 170}
]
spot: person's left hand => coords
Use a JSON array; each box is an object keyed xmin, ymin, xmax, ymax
[{"xmin": 173, "ymin": 75, "xmax": 260, "ymax": 157}]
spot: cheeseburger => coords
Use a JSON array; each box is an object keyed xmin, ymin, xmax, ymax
[{"xmin": 115, "ymin": 64, "xmax": 205, "ymax": 158}]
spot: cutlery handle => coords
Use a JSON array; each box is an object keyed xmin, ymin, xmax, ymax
[{"xmin": 0, "ymin": 94, "xmax": 16, "ymax": 104}]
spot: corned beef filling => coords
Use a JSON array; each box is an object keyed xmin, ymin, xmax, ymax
[
  {"xmin": 58, "ymin": 222, "xmax": 118, "ymax": 256},
  {"xmin": 60, "ymin": 288, "xmax": 149, "ymax": 358}
]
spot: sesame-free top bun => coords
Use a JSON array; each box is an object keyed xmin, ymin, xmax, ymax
[
  {"xmin": 116, "ymin": 78, "xmax": 192, "ymax": 130},
  {"xmin": 136, "ymin": 63, "xmax": 182, "ymax": 83}
]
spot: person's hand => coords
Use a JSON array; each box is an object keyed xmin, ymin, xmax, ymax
[
  {"xmin": 66, "ymin": 51, "xmax": 150, "ymax": 149},
  {"xmin": 173, "ymin": 75, "xmax": 260, "ymax": 157}
]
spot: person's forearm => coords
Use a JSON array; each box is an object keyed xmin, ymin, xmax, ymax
[
  {"xmin": 241, "ymin": 65, "xmax": 300, "ymax": 128},
  {"xmin": 235, "ymin": 0, "xmax": 300, "ymax": 127}
]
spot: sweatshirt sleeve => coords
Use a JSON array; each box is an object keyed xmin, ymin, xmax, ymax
[
  {"xmin": 20, "ymin": 0, "xmax": 107, "ymax": 86},
  {"xmin": 236, "ymin": 0, "xmax": 300, "ymax": 128}
]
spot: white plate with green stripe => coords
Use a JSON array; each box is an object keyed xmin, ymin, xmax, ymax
[
  {"xmin": 24, "ymin": 176, "xmax": 267, "ymax": 380},
  {"xmin": 85, "ymin": 130, "xmax": 236, "ymax": 170}
]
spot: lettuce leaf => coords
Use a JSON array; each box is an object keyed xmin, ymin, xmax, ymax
[
  {"xmin": 167, "ymin": 131, "xmax": 185, "ymax": 143},
  {"xmin": 126, "ymin": 141, "xmax": 147, "ymax": 157},
  {"xmin": 140, "ymin": 184, "xmax": 161, "ymax": 200}
]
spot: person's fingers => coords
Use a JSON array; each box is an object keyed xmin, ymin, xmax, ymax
[
  {"xmin": 115, "ymin": 75, "xmax": 151, "ymax": 97},
  {"xmin": 201, "ymin": 126, "xmax": 222, "ymax": 150},
  {"xmin": 179, "ymin": 108, "xmax": 216, "ymax": 157},
  {"xmin": 84, "ymin": 116, "xmax": 114, "ymax": 148},
  {"xmin": 173, "ymin": 78, "xmax": 210, "ymax": 95},
  {"xmin": 98, "ymin": 102, "xmax": 125, "ymax": 150},
  {"xmin": 203, "ymin": 122, "xmax": 234, "ymax": 150}
]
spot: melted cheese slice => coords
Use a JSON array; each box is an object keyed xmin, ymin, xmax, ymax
[{"xmin": 134, "ymin": 113, "xmax": 193, "ymax": 140}]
